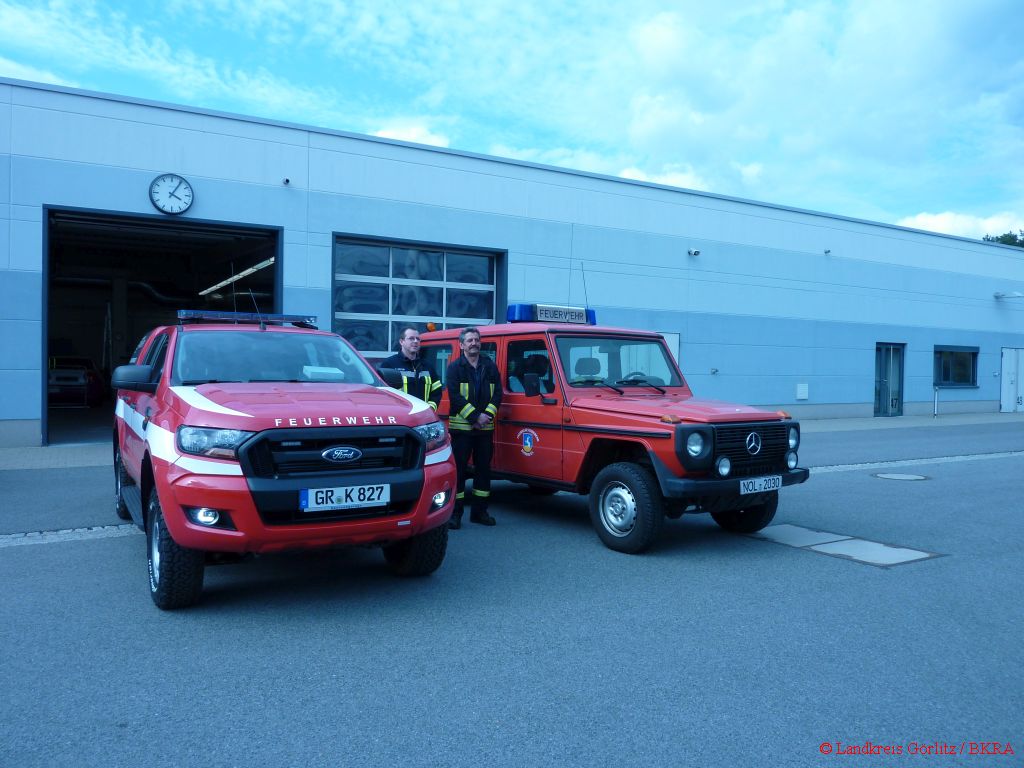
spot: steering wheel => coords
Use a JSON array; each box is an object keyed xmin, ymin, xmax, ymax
[{"xmin": 622, "ymin": 371, "xmax": 646, "ymax": 380}]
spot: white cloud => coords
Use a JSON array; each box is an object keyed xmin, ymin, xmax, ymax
[
  {"xmin": 0, "ymin": 55, "xmax": 75, "ymax": 86},
  {"xmin": 0, "ymin": 0, "xmax": 1021, "ymax": 231},
  {"xmin": 373, "ymin": 123, "xmax": 450, "ymax": 148},
  {"xmin": 619, "ymin": 165, "xmax": 708, "ymax": 192},
  {"xmin": 733, "ymin": 161, "xmax": 763, "ymax": 185},
  {"xmin": 488, "ymin": 144, "xmax": 626, "ymax": 177},
  {"xmin": 895, "ymin": 212, "xmax": 1024, "ymax": 240}
]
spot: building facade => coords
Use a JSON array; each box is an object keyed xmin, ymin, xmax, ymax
[{"xmin": 2, "ymin": 77, "xmax": 1024, "ymax": 447}]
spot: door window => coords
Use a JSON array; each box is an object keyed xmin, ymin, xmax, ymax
[{"xmin": 506, "ymin": 340, "xmax": 554, "ymax": 394}]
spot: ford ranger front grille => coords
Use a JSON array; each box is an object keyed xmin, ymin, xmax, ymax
[{"xmin": 238, "ymin": 427, "xmax": 423, "ymax": 479}]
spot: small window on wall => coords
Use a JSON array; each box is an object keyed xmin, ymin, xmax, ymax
[
  {"xmin": 333, "ymin": 238, "xmax": 498, "ymax": 356},
  {"xmin": 934, "ymin": 346, "xmax": 978, "ymax": 387}
]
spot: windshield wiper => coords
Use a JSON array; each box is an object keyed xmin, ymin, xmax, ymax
[
  {"xmin": 572, "ymin": 378, "xmax": 624, "ymax": 394},
  {"xmin": 616, "ymin": 378, "xmax": 666, "ymax": 394}
]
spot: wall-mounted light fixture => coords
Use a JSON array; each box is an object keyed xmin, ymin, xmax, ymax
[
  {"xmin": 994, "ymin": 291, "xmax": 1024, "ymax": 299},
  {"xmin": 824, "ymin": 249, "xmax": 831, "ymax": 255},
  {"xmin": 687, "ymin": 249, "xmax": 700, "ymax": 257}
]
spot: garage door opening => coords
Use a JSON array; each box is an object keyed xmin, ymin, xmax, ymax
[{"xmin": 45, "ymin": 210, "xmax": 280, "ymax": 445}]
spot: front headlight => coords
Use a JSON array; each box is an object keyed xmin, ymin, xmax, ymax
[
  {"xmin": 686, "ymin": 433, "xmax": 704, "ymax": 457},
  {"xmin": 788, "ymin": 426, "xmax": 800, "ymax": 450},
  {"xmin": 176, "ymin": 426, "xmax": 254, "ymax": 459},
  {"xmin": 414, "ymin": 421, "xmax": 447, "ymax": 452}
]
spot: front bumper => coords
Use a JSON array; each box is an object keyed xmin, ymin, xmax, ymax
[
  {"xmin": 650, "ymin": 450, "xmax": 809, "ymax": 502},
  {"xmin": 658, "ymin": 467, "xmax": 810, "ymax": 498},
  {"xmin": 152, "ymin": 456, "xmax": 456, "ymax": 554}
]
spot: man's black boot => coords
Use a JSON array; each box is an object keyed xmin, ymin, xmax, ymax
[
  {"xmin": 448, "ymin": 512, "xmax": 462, "ymax": 530},
  {"xmin": 470, "ymin": 510, "xmax": 496, "ymax": 526}
]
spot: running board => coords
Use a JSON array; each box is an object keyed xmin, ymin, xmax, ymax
[{"xmin": 121, "ymin": 485, "xmax": 145, "ymax": 528}]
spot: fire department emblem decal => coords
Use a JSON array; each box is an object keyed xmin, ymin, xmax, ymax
[{"xmin": 516, "ymin": 428, "xmax": 539, "ymax": 456}]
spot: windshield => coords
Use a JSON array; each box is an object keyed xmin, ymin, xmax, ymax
[
  {"xmin": 172, "ymin": 330, "xmax": 379, "ymax": 385},
  {"xmin": 555, "ymin": 335, "xmax": 685, "ymax": 389}
]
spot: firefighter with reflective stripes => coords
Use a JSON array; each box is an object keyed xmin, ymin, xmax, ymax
[
  {"xmin": 445, "ymin": 326, "xmax": 502, "ymax": 528},
  {"xmin": 378, "ymin": 326, "xmax": 442, "ymax": 411}
]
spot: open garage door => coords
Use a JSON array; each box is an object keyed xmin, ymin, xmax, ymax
[{"xmin": 45, "ymin": 210, "xmax": 280, "ymax": 444}]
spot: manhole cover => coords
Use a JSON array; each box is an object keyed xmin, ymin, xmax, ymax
[{"xmin": 874, "ymin": 473, "xmax": 928, "ymax": 481}]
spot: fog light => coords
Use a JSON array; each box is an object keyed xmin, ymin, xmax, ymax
[
  {"xmin": 188, "ymin": 507, "xmax": 221, "ymax": 526},
  {"xmin": 432, "ymin": 490, "xmax": 449, "ymax": 509},
  {"xmin": 786, "ymin": 451, "xmax": 798, "ymax": 470},
  {"xmin": 716, "ymin": 456, "xmax": 731, "ymax": 477}
]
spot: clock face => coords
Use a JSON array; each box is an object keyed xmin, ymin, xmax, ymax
[{"xmin": 149, "ymin": 173, "xmax": 194, "ymax": 215}]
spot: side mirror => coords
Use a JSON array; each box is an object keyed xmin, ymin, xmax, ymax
[
  {"xmin": 378, "ymin": 367, "xmax": 405, "ymax": 389},
  {"xmin": 111, "ymin": 364, "xmax": 157, "ymax": 393},
  {"xmin": 522, "ymin": 372, "xmax": 541, "ymax": 398}
]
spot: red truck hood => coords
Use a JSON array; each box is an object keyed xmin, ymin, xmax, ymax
[
  {"xmin": 569, "ymin": 393, "xmax": 783, "ymax": 424},
  {"xmin": 168, "ymin": 382, "xmax": 435, "ymax": 430}
]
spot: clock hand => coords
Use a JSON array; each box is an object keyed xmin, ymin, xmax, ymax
[{"xmin": 169, "ymin": 180, "xmax": 182, "ymax": 199}]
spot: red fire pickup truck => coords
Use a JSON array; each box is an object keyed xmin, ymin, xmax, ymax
[{"xmin": 113, "ymin": 310, "xmax": 456, "ymax": 609}]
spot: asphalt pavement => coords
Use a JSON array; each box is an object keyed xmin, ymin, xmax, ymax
[{"xmin": 1, "ymin": 412, "xmax": 1022, "ymax": 768}]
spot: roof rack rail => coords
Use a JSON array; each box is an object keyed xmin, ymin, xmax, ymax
[{"xmin": 176, "ymin": 310, "xmax": 318, "ymax": 329}]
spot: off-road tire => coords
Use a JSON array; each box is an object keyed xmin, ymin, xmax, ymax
[
  {"xmin": 711, "ymin": 492, "xmax": 779, "ymax": 534},
  {"xmin": 382, "ymin": 524, "xmax": 448, "ymax": 577},
  {"xmin": 589, "ymin": 462, "xmax": 664, "ymax": 554},
  {"xmin": 113, "ymin": 445, "xmax": 132, "ymax": 521},
  {"xmin": 147, "ymin": 493, "xmax": 205, "ymax": 609}
]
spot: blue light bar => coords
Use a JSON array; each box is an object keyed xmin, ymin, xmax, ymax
[
  {"xmin": 176, "ymin": 310, "xmax": 318, "ymax": 327},
  {"xmin": 506, "ymin": 303, "xmax": 596, "ymax": 325}
]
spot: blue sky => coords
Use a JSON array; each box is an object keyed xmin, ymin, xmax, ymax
[{"xmin": 1, "ymin": 0, "xmax": 1022, "ymax": 239}]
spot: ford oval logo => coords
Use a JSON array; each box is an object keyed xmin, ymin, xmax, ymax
[
  {"xmin": 322, "ymin": 446, "xmax": 362, "ymax": 464},
  {"xmin": 745, "ymin": 432, "xmax": 762, "ymax": 455}
]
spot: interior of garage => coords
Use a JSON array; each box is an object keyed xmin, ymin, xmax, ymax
[{"xmin": 46, "ymin": 210, "xmax": 279, "ymax": 444}]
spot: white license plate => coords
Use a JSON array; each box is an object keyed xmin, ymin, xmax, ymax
[
  {"xmin": 300, "ymin": 484, "xmax": 390, "ymax": 512},
  {"xmin": 739, "ymin": 475, "xmax": 782, "ymax": 495}
]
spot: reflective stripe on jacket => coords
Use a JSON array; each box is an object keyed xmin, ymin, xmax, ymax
[
  {"xmin": 378, "ymin": 353, "xmax": 442, "ymax": 411},
  {"xmin": 446, "ymin": 355, "xmax": 502, "ymax": 431}
]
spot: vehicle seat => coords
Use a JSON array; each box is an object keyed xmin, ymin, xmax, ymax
[
  {"xmin": 525, "ymin": 355, "xmax": 554, "ymax": 393},
  {"xmin": 507, "ymin": 359, "xmax": 525, "ymax": 393},
  {"xmin": 574, "ymin": 357, "xmax": 600, "ymax": 378}
]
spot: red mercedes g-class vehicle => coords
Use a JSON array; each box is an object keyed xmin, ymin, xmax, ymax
[
  {"xmin": 112, "ymin": 311, "xmax": 456, "ymax": 609},
  {"xmin": 420, "ymin": 304, "xmax": 809, "ymax": 554}
]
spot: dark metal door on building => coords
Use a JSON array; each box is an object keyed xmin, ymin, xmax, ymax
[{"xmin": 875, "ymin": 343, "xmax": 904, "ymax": 416}]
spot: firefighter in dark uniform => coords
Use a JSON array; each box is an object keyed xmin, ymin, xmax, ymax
[
  {"xmin": 446, "ymin": 326, "xmax": 502, "ymax": 528},
  {"xmin": 378, "ymin": 326, "xmax": 442, "ymax": 411}
]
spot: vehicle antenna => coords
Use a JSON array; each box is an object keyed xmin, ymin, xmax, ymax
[
  {"xmin": 567, "ymin": 225, "xmax": 575, "ymax": 306},
  {"xmin": 248, "ymin": 289, "xmax": 265, "ymax": 330},
  {"xmin": 580, "ymin": 260, "xmax": 589, "ymax": 306}
]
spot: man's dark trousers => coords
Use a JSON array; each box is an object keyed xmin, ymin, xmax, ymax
[{"xmin": 451, "ymin": 429, "xmax": 494, "ymax": 523}]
